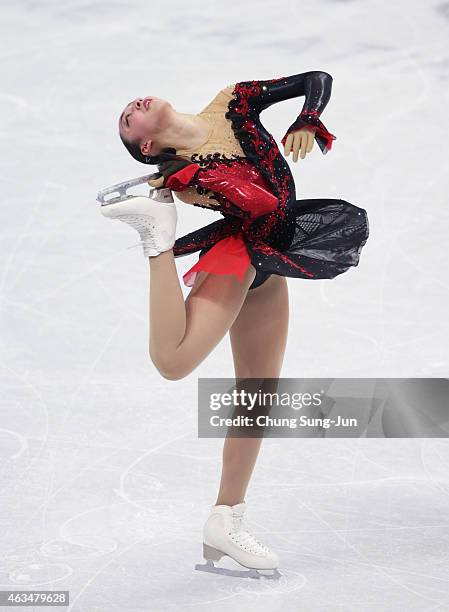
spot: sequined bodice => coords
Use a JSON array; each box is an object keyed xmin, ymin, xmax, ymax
[{"xmin": 173, "ymin": 86, "xmax": 248, "ymax": 209}]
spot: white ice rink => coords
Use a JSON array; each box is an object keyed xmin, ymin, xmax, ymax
[{"xmin": 1, "ymin": 0, "xmax": 449, "ymax": 610}]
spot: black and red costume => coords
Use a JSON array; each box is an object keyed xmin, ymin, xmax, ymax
[{"xmin": 153, "ymin": 71, "xmax": 369, "ymax": 290}]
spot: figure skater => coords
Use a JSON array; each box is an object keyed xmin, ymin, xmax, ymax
[{"xmin": 100, "ymin": 71, "xmax": 369, "ymax": 577}]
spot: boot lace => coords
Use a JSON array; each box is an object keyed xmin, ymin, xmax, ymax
[
  {"xmin": 117, "ymin": 214, "xmax": 159, "ymax": 250},
  {"xmin": 229, "ymin": 512, "xmax": 271, "ymax": 556},
  {"xmin": 116, "ymin": 214, "xmax": 156, "ymax": 237}
]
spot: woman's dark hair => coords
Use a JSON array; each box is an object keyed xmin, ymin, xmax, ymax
[
  {"xmin": 119, "ymin": 131, "xmax": 181, "ymax": 167},
  {"xmin": 119, "ymin": 131, "xmax": 157, "ymax": 164},
  {"xmin": 119, "ymin": 130, "xmax": 194, "ymax": 188}
]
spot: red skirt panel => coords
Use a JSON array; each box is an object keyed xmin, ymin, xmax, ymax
[{"xmin": 182, "ymin": 231, "xmax": 251, "ymax": 287}]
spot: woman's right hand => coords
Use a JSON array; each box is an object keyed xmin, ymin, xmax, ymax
[
  {"xmin": 149, "ymin": 157, "xmax": 197, "ymax": 191},
  {"xmin": 147, "ymin": 173, "xmax": 165, "ymax": 189}
]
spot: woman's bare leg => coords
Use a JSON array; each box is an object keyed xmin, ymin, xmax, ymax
[
  {"xmin": 148, "ymin": 249, "xmax": 256, "ymax": 380},
  {"xmin": 214, "ymin": 274, "xmax": 290, "ymax": 506}
]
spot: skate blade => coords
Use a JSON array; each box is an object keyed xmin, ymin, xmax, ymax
[
  {"xmin": 194, "ymin": 559, "xmax": 281, "ymax": 580},
  {"xmin": 99, "ymin": 196, "xmax": 133, "ymax": 207},
  {"xmin": 97, "ymin": 174, "xmax": 173, "ymax": 207},
  {"xmin": 96, "ymin": 174, "xmax": 156, "ymax": 205}
]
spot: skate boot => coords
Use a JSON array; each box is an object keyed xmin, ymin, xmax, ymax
[
  {"xmin": 195, "ymin": 502, "xmax": 281, "ymax": 579},
  {"xmin": 98, "ymin": 176, "xmax": 177, "ymax": 257}
]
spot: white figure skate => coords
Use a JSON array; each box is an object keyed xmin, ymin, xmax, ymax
[
  {"xmin": 195, "ymin": 502, "xmax": 281, "ymax": 580},
  {"xmin": 97, "ymin": 174, "xmax": 177, "ymax": 258}
]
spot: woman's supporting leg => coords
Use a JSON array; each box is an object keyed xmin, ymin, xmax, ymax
[
  {"xmin": 148, "ymin": 249, "xmax": 256, "ymax": 380},
  {"xmin": 214, "ymin": 274, "xmax": 290, "ymax": 506}
]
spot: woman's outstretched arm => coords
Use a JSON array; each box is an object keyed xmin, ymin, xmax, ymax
[
  {"xmin": 164, "ymin": 164, "xmax": 278, "ymax": 218},
  {"xmin": 151, "ymin": 157, "xmax": 278, "ymax": 219},
  {"xmin": 228, "ymin": 71, "xmax": 336, "ymax": 155},
  {"xmin": 236, "ymin": 71, "xmax": 333, "ymax": 114}
]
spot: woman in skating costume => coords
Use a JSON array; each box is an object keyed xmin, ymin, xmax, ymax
[
  {"xmin": 107, "ymin": 71, "xmax": 369, "ymax": 577},
  {"xmin": 143, "ymin": 72, "xmax": 368, "ymax": 290}
]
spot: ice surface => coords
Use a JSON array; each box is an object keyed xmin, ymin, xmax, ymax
[{"xmin": 1, "ymin": 0, "xmax": 449, "ymax": 610}]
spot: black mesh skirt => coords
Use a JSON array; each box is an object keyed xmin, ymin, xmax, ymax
[{"xmin": 197, "ymin": 197, "xmax": 369, "ymax": 290}]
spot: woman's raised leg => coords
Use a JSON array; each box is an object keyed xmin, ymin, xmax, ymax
[
  {"xmin": 148, "ymin": 249, "xmax": 256, "ymax": 380},
  {"xmin": 214, "ymin": 274, "xmax": 290, "ymax": 506}
]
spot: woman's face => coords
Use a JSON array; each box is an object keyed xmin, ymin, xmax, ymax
[{"xmin": 118, "ymin": 96, "xmax": 172, "ymax": 156}]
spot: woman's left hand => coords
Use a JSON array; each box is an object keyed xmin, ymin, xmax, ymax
[{"xmin": 283, "ymin": 128, "xmax": 315, "ymax": 162}]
